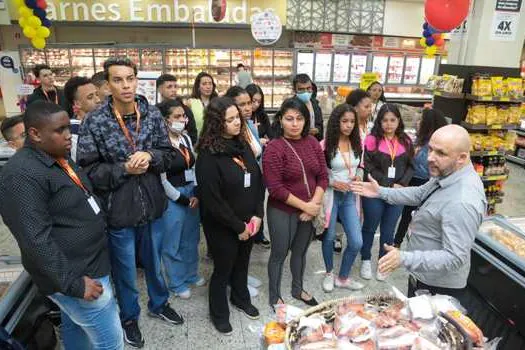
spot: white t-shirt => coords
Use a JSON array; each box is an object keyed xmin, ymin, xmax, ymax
[{"xmin": 330, "ymin": 149, "xmax": 360, "ymax": 184}]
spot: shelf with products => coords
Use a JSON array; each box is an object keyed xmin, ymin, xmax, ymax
[
  {"xmin": 462, "ymin": 121, "xmax": 519, "ymax": 131},
  {"xmin": 70, "ymin": 49, "xmax": 95, "ymax": 78},
  {"xmin": 466, "ymin": 94, "xmax": 524, "ymax": 103},
  {"xmin": 93, "ymin": 48, "xmax": 129, "ymax": 72},
  {"xmin": 140, "ymin": 49, "xmax": 163, "ymax": 72}
]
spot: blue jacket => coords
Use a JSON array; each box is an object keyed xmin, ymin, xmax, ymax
[
  {"xmin": 413, "ymin": 144, "xmax": 430, "ymax": 180},
  {"xmin": 77, "ymin": 95, "xmax": 185, "ymax": 229}
]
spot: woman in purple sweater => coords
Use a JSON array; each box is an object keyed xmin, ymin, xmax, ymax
[{"xmin": 263, "ymin": 98, "xmax": 329, "ymax": 308}]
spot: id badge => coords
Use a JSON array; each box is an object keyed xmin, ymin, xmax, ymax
[
  {"xmin": 388, "ymin": 166, "xmax": 396, "ymax": 179},
  {"xmin": 244, "ymin": 173, "xmax": 251, "ymax": 188},
  {"xmin": 184, "ymin": 169, "xmax": 196, "ymax": 183},
  {"xmin": 87, "ymin": 196, "xmax": 101, "ymax": 215}
]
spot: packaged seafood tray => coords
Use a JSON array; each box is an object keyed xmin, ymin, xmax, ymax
[
  {"xmin": 477, "ymin": 215, "xmax": 525, "ymax": 272},
  {"xmin": 285, "ymin": 294, "xmax": 477, "ymax": 350}
]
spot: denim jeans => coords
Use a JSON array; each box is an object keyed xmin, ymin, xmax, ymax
[
  {"xmin": 161, "ymin": 184, "xmax": 201, "ymax": 294},
  {"xmin": 322, "ymin": 191, "xmax": 363, "ymax": 279},
  {"xmin": 361, "ymin": 197, "xmax": 403, "ymax": 261},
  {"xmin": 108, "ymin": 218, "xmax": 169, "ymax": 323},
  {"xmin": 49, "ymin": 276, "xmax": 123, "ymax": 350}
]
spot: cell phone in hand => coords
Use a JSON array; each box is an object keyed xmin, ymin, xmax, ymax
[{"xmin": 247, "ymin": 220, "xmax": 256, "ymax": 235}]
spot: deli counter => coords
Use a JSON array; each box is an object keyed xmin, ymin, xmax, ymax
[{"xmin": 466, "ymin": 216, "xmax": 525, "ymax": 349}]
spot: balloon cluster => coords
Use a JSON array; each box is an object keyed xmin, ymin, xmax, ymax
[
  {"xmin": 420, "ymin": 22, "xmax": 445, "ymax": 57},
  {"xmin": 16, "ymin": 0, "xmax": 52, "ymax": 50}
]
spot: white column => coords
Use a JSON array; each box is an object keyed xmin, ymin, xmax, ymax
[{"xmin": 448, "ymin": 0, "xmax": 525, "ymax": 68}]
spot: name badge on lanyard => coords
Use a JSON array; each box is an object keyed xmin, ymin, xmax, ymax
[
  {"xmin": 385, "ymin": 138, "xmax": 398, "ymax": 179},
  {"xmin": 233, "ymin": 156, "xmax": 251, "ymax": 188},
  {"xmin": 185, "ymin": 169, "xmax": 196, "ymax": 183},
  {"xmin": 87, "ymin": 196, "xmax": 101, "ymax": 215}
]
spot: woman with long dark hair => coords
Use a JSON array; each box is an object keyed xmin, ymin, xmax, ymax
[
  {"xmin": 393, "ymin": 108, "xmax": 448, "ymax": 247},
  {"xmin": 196, "ymin": 97, "xmax": 265, "ymax": 335},
  {"xmin": 263, "ymin": 97, "xmax": 328, "ymax": 308},
  {"xmin": 367, "ymin": 81, "xmax": 387, "ymax": 122},
  {"xmin": 346, "ymin": 89, "xmax": 373, "ymax": 142},
  {"xmin": 321, "ymin": 104, "xmax": 364, "ymax": 292},
  {"xmin": 246, "ymin": 83, "xmax": 274, "ymax": 143},
  {"xmin": 360, "ymin": 103, "xmax": 414, "ymax": 281},
  {"xmin": 188, "ymin": 72, "xmax": 218, "ymax": 134}
]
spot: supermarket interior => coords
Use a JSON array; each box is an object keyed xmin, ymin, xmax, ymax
[{"xmin": 0, "ymin": 0, "xmax": 525, "ymax": 349}]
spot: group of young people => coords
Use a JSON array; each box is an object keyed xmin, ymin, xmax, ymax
[{"xmin": 0, "ymin": 57, "xmax": 453, "ymax": 349}]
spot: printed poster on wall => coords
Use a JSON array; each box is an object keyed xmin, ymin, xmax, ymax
[
  {"xmin": 491, "ymin": 11, "xmax": 520, "ymax": 41},
  {"xmin": 251, "ymin": 10, "xmax": 282, "ymax": 46}
]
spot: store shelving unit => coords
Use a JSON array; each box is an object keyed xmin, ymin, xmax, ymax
[{"xmin": 19, "ymin": 46, "xmax": 293, "ymax": 107}]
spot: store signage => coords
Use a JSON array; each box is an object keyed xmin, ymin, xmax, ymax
[
  {"xmin": 16, "ymin": 84, "xmax": 35, "ymax": 96},
  {"xmin": 332, "ymin": 34, "xmax": 349, "ymax": 48},
  {"xmin": 491, "ymin": 11, "xmax": 520, "ymax": 41},
  {"xmin": 495, "ymin": 0, "xmax": 522, "ymax": 12},
  {"xmin": 250, "ymin": 10, "xmax": 281, "ymax": 45},
  {"xmin": 0, "ymin": 55, "xmax": 18, "ymax": 74},
  {"xmin": 8, "ymin": 0, "xmax": 285, "ymax": 25},
  {"xmin": 359, "ymin": 72, "xmax": 379, "ymax": 90}
]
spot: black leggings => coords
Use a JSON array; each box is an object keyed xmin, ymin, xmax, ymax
[{"xmin": 394, "ymin": 177, "xmax": 429, "ymax": 246}]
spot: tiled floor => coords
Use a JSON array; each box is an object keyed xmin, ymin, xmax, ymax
[{"xmin": 0, "ymin": 163, "xmax": 524, "ymax": 349}]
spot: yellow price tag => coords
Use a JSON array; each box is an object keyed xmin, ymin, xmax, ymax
[{"xmin": 360, "ymin": 72, "xmax": 380, "ymax": 90}]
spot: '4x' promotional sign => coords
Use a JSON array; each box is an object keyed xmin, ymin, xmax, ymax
[{"xmin": 491, "ymin": 11, "xmax": 520, "ymax": 41}]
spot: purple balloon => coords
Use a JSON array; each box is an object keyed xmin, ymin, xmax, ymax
[
  {"xmin": 423, "ymin": 22, "xmax": 429, "ymax": 30},
  {"xmin": 24, "ymin": 0, "xmax": 38, "ymax": 9},
  {"xmin": 42, "ymin": 18, "xmax": 52, "ymax": 28},
  {"xmin": 426, "ymin": 37, "xmax": 435, "ymax": 46},
  {"xmin": 33, "ymin": 8, "xmax": 46, "ymax": 20},
  {"xmin": 423, "ymin": 29, "xmax": 432, "ymax": 38}
]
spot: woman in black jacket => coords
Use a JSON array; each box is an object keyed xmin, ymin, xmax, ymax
[
  {"xmin": 246, "ymin": 83, "xmax": 274, "ymax": 144},
  {"xmin": 196, "ymin": 97, "xmax": 265, "ymax": 335}
]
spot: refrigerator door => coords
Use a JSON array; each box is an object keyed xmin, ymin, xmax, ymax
[
  {"xmin": 314, "ymin": 52, "xmax": 332, "ymax": 83},
  {"xmin": 350, "ymin": 54, "xmax": 367, "ymax": 84},
  {"xmin": 296, "ymin": 51, "xmax": 314, "ymax": 79},
  {"xmin": 333, "ymin": 53, "xmax": 350, "ymax": 83},
  {"xmin": 387, "ymin": 55, "xmax": 404, "ymax": 84},
  {"xmin": 403, "ymin": 56, "xmax": 421, "ymax": 85},
  {"xmin": 419, "ymin": 57, "xmax": 436, "ymax": 85},
  {"xmin": 372, "ymin": 54, "xmax": 388, "ymax": 84}
]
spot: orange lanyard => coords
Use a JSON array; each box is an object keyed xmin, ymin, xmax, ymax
[
  {"xmin": 340, "ymin": 142, "xmax": 354, "ymax": 177},
  {"xmin": 232, "ymin": 157, "xmax": 247, "ymax": 173},
  {"xmin": 180, "ymin": 147, "xmax": 191, "ymax": 168},
  {"xmin": 114, "ymin": 103, "xmax": 141, "ymax": 152},
  {"xmin": 56, "ymin": 158, "xmax": 89, "ymax": 194},
  {"xmin": 43, "ymin": 88, "xmax": 58, "ymax": 104},
  {"xmin": 384, "ymin": 137, "xmax": 398, "ymax": 166}
]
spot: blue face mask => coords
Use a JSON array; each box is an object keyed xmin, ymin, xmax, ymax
[{"xmin": 296, "ymin": 92, "xmax": 312, "ymax": 103}]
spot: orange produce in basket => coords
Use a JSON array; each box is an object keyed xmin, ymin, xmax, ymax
[
  {"xmin": 264, "ymin": 321, "xmax": 285, "ymax": 345},
  {"xmin": 337, "ymin": 86, "xmax": 352, "ymax": 98}
]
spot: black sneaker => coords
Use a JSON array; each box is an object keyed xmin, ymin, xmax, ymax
[
  {"xmin": 256, "ymin": 238, "xmax": 271, "ymax": 249},
  {"xmin": 334, "ymin": 238, "xmax": 342, "ymax": 254},
  {"xmin": 148, "ymin": 303, "xmax": 184, "ymax": 325},
  {"xmin": 233, "ymin": 303, "xmax": 260, "ymax": 320},
  {"xmin": 123, "ymin": 319, "xmax": 145, "ymax": 348},
  {"xmin": 212, "ymin": 320, "xmax": 233, "ymax": 335}
]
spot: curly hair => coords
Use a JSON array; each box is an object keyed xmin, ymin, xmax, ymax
[
  {"xmin": 272, "ymin": 97, "xmax": 311, "ymax": 139},
  {"xmin": 370, "ymin": 103, "xmax": 413, "ymax": 157},
  {"xmin": 196, "ymin": 97, "xmax": 246, "ymax": 154},
  {"xmin": 324, "ymin": 104, "xmax": 362, "ymax": 167},
  {"xmin": 191, "ymin": 72, "xmax": 218, "ymax": 100}
]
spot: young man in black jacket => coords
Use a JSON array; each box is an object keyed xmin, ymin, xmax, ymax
[
  {"xmin": 156, "ymin": 74, "xmax": 198, "ymax": 144},
  {"xmin": 0, "ymin": 101, "xmax": 123, "ymax": 349},
  {"xmin": 293, "ymin": 74, "xmax": 324, "ymax": 141},
  {"xmin": 27, "ymin": 64, "xmax": 67, "ymax": 108},
  {"xmin": 77, "ymin": 57, "xmax": 186, "ymax": 348}
]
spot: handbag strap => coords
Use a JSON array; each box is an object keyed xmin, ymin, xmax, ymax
[{"xmin": 282, "ymin": 138, "xmax": 312, "ymax": 199}]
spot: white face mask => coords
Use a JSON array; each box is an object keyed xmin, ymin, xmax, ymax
[{"xmin": 169, "ymin": 121, "xmax": 185, "ymax": 133}]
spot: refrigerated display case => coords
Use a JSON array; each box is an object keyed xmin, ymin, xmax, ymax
[
  {"xmin": 350, "ymin": 54, "xmax": 367, "ymax": 84},
  {"xmin": 419, "ymin": 57, "xmax": 437, "ymax": 85},
  {"xmin": 296, "ymin": 51, "xmax": 314, "ymax": 78},
  {"xmin": 70, "ymin": 49, "xmax": 95, "ymax": 78},
  {"xmin": 140, "ymin": 49, "xmax": 163, "ymax": 73},
  {"xmin": 209, "ymin": 49, "xmax": 231, "ymax": 93},
  {"xmin": 387, "ymin": 56, "xmax": 404, "ymax": 84},
  {"xmin": 403, "ymin": 56, "xmax": 421, "ymax": 85},
  {"xmin": 252, "ymin": 48, "xmax": 274, "ymax": 107},
  {"xmin": 372, "ymin": 54, "xmax": 389, "ymax": 84},
  {"xmin": 314, "ymin": 52, "xmax": 332, "ymax": 83},
  {"xmin": 333, "ymin": 53, "xmax": 350, "ymax": 83},
  {"xmin": 45, "ymin": 48, "xmax": 70, "ymax": 86},
  {"xmin": 164, "ymin": 49, "xmax": 188, "ymax": 96},
  {"xmin": 272, "ymin": 50, "xmax": 294, "ymax": 108}
]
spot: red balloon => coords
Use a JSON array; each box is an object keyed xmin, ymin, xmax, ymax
[
  {"xmin": 425, "ymin": 0, "xmax": 470, "ymax": 32},
  {"xmin": 432, "ymin": 33, "xmax": 441, "ymax": 40},
  {"xmin": 36, "ymin": 0, "xmax": 47, "ymax": 10},
  {"xmin": 435, "ymin": 37, "xmax": 445, "ymax": 47}
]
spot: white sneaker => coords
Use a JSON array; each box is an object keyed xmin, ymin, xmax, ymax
[
  {"xmin": 177, "ymin": 289, "xmax": 192, "ymax": 299},
  {"xmin": 322, "ymin": 273, "xmax": 334, "ymax": 293},
  {"xmin": 248, "ymin": 284, "xmax": 259, "ymax": 297},
  {"xmin": 376, "ymin": 270, "xmax": 388, "ymax": 281},
  {"xmin": 193, "ymin": 277, "xmax": 206, "ymax": 287},
  {"xmin": 247, "ymin": 275, "xmax": 262, "ymax": 288},
  {"xmin": 360, "ymin": 261, "xmax": 372, "ymax": 280},
  {"xmin": 335, "ymin": 278, "xmax": 365, "ymax": 290}
]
